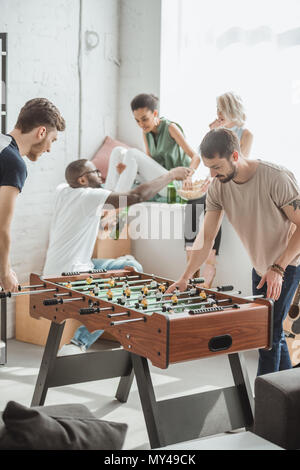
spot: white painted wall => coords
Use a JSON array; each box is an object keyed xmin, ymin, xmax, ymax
[
  {"xmin": 0, "ymin": 0, "xmax": 120, "ymax": 336},
  {"xmin": 117, "ymin": 0, "xmax": 162, "ymax": 149}
]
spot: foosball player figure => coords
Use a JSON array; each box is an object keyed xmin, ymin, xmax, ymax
[
  {"xmin": 106, "ymin": 288, "xmax": 113, "ymax": 301},
  {"xmin": 141, "ymin": 295, "xmax": 148, "ymax": 310},
  {"xmin": 65, "ymin": 282, "xmax": 72, "ymax": 289},
  {"xmin": 124, "ymin": 285, "xmax": 131, "ymax": 298},
  {"xmin": 86, "ymin": 276, "xmax": 93, "ymax": 285},
  {"xmin": 200, "ymin": 290, "xmax": 207, "ymax": 300},
  {"xmin": 138, "ymin": 292, "xmax": 143, "ymax": 303},
  {"xmin": 117, "ymin": 294, "xmax": 127, "ymax": 305},
  {"xmin": 158, "ymin": 283, "xmax": 166, "ymax": 293},
  {"xmin": 93, "ymin": 283, "xmax": 100, "ymax": 295},
  {"xmin": 189, "ymin": 285, "xmax": 198, "ymax": 296},
  {"xmin": 108, "ymin": 277, "xmax": 115, "ymax": 287},
  {"xmin": 171, "ymin": 293, "xmax": 178, "ymax": 305},
  {"xmin": 150, "ymin": 279, "xmax": 158, "ymax": 289},
  {"xmin": 141, "ymin": 284, "xmax": 149, "ymax": 295},
  {"xmin": 155, "ymin": 289, "xmax": 163, "ymax": 302},
  {"xmin": 89, "ymin": 290, "xmax": 95, "ymax": 296},
  {"xmin": 162, "ymin": 304, "xmax": 174, "ymax": 313}
]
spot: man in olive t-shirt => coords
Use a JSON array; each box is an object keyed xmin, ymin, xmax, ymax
[{"xmin": 167, "ymin": 128, "xmax": 300, "ymax": 376}]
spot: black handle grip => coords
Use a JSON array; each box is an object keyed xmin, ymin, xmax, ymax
[
  {"xmin": 189, "ymin": 277, "xmax": 205, "ymax": 284},
  {"xmin": 88, "ymin": 269, "xmax": 107, "ymax": 273},
  {"xmin": 216, "ymin": 285, "xmax": 234, "ymax": 292},
  {"xmin": 79, "ymin": 307, "xmax": 100, "ymax": 315},
  {"xmin": 43, "ymin": 298, "xmax": 62, "ymax": 306},
  {"xmin": 0, "ymin": 292, "xmax": 11, "ymax": 299}
]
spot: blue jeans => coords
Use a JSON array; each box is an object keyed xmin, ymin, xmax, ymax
[
  {"xmin": 252, "ymin": 265, "xmax": 300, "ymax": 376},
  {"xmin": 71, "ymin": 256, "xmax": 143, "ymax": 350}
]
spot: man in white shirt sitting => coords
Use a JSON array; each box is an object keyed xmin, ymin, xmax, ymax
[{"xmin": 43, "ymin": 158, "xmax": 191, "ymax": 354}]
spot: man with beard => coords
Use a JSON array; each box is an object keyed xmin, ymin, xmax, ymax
[
  {"xmin": 0, "ymin": 98, "xmax": 65, "ymax": 292},
  {"xmin": 167, "ymin": 128, "xmax": 300, "ymax": 376},
  {"xmin": 43, "ymin": 158, "xmax": 190, "ymax": 354}
]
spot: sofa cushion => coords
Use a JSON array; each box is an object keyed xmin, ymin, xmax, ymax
[
  {"xmin": 92, "ymin": 136, "xmax": 130, "ymax": 180},
  {"xmin": 254, "ymin": 368, "xmax": 300, "ymax": 450},
  {"xmin": 0, "ymin": 401, "xmax": 127, "ymax": 450}
]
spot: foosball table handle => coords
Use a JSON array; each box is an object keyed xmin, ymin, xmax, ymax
[
  {"xmin": 215, "ymin": 285, "xmax": 234, "ymax": 292},
  {"xmin": 189, "ymin": 277, "xmax": 205, "ymax": 284},
  {"xmin": 43, "ymin": 298, "xmax": 62, "ymax": 306},
  {"xmin": 0, "ymin": 291, "xmax": 10, "ymax": 299},
  {"xmin": 79, "ymin": 307, "xmax": 101, "ymax": 315}
]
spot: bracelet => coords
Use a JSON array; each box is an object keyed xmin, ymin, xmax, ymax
[
  {"xmin": 271, "ymin": 263, "xmax": 285, "ymax": 275},
  {"xmin": 270, "ymin": 265, "xmax": 284, "ymax": 278}
]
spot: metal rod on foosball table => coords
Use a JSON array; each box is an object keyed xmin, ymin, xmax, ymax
[
  {"xmin": 0, "ymin": 288, "xmax": 57, "ymax": 299},
  {"xmin": 140, "ymin": 294, "xmax": 211, "ymax": 308},
  {"xmin": 63, "ymin": 275, "xmax": 141, "ymax": 288},
  {"xmin": 146, "ymin": 298, "xmax": 216, "ymax": 313},
  {"xmin": 146, "ymin": 296, "xmax": 234, "ymax": 314},
  {"xmin": 110, "ymin": 317, "xmax": 146, "ymax": 326},
  {"xmin": 43, "ymin": 297, "xmax": 86, "ymax": 306},
  {"xmin": 244, "ymin": 294, "xmax": 265, "ymax": 300},
  {"xmin": 18, "ymin": 284, "xmax": 45, "ymax": 290}
]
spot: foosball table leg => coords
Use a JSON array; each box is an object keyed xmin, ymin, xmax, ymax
[
  {"xmin": 115, "ymin": 367, "xmax": 134, "ymax": 403},
  {"xmin": 31, "ymin": 321, "xmax": 65, "ymax": 406},
  {"xmin": 132, "ymin": 351, "xmax": 256, "ymax": 449},
  {"xmin": 0, "ymin": 298, "xmax": 7, "ymax": 365},
  {"xmin": 131, "ymin": 353, "xmax": 166, "ymax": 449},
  {"xmin": 228, "ymin": 352, "xmax": 254, "ymax": 429}
]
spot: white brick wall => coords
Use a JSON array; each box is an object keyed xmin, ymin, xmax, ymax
[{"xmin": 0, "ymin": 0, "xmax": 121, "ymax": 336}]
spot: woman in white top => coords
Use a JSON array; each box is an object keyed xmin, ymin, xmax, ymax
[
  {"xmin": 209, "ymin": 91, "xmax": 253, "ymax": 157},
  {"xmin": 185, "ymin": 91, "xmax": 254, "ymax": 287}
]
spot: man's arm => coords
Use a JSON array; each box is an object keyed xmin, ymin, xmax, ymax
[
  {"xmin": 257, "ymin": 198, "xmax": 300, "ymax": 300},
  {"xmin": 0, "ymin": 186, "xmax": 19, "ymax": 292},
  {"xmin": 166, "ymin": 210, "xmax": 224, "ymax": 293},
  {"xmin": 105, "ymin": 166, "xmax": 191, "ymax": 209},
  {"xmin": 277, "ymin": 199, "xmax": 300, "ymax": 269}
]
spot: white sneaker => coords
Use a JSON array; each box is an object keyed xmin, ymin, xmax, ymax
[{"xmin": 58, "ymin": 343, "xmax": 86, "ymax": 356}]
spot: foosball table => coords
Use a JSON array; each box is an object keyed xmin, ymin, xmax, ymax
[{"xmin": 1, "ymin": 268, "xmax": 274, "ymax": 448}]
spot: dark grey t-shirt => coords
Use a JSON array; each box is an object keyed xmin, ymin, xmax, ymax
[{"xmin": 0, "ymin": 134, "xmax": 27, "ymax": 192}]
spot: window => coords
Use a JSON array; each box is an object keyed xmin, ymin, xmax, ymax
[{"xmin": 161, "ymin": 0, "xmax": 300, "ymax": 176}]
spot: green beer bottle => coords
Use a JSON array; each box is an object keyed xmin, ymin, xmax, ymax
[{"xmin": 167, "ymin": 182, "xmax": 177, "ymax": 204}]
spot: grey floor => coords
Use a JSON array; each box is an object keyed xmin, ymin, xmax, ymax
[{"xmin": 0, "ymin": 339, "xmax": 259, "ymax": 450}]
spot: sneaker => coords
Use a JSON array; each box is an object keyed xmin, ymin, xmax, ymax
[{"xmin": 58, "ymin": 343, "xmax": 86, "ymax": 357}]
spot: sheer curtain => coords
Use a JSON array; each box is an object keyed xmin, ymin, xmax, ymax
[{"xmin": 160, "ymin": 0, "xmax": 300, "ymax": 176}]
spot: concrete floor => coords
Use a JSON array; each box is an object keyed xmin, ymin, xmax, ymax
[{"xmin": 0, "ymin": 339, "xmax": 259, "ymax": 450}]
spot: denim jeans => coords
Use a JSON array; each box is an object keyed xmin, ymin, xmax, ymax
[
  {"xmin": 252, "ymin": 265, "xmax": 300, "ymax": 376},
  {"xmin": 70, "ymin": 256, "xmax": 143, "ymax": 350}
]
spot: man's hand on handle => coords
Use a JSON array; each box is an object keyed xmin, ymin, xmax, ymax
[
  {"xmin": 166, "ymin": 278, "xmax": 189, "ymax": 294},
  {"xmin": 0, "ymin": 269, "xmax": 19, "ymax": 293},
  {"xmin": 256, "ymin": 268, "xmax": 283, "ymax": 301}
]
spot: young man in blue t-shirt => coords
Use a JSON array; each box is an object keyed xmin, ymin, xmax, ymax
[{"xmin": 0, "ymin": 98, "xmax": 65, "ymax": 292}]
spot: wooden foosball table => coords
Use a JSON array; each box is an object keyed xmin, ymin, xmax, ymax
[{"xmin": 1, "ymin": 268, "xmax": 274, "ymax": 448}]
